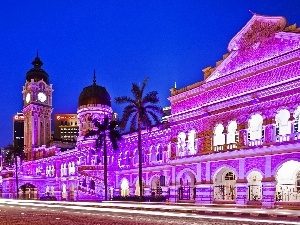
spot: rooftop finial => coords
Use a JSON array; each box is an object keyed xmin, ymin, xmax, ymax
[
  {"xmin": 93, "ymin": 70, "xmax": 96, "ymax": 85},
  {"xmin": 248, "ymin": 10, "xmax": 256, "ymax": 15},
  {"xmin": 32, "ymin": 51, "xmax": 43, "ymax": 68}
]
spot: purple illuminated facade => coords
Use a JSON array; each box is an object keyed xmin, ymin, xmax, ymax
[{"xmin": 3, "ymin": 14, "xmax": 300, "ymax": 208}]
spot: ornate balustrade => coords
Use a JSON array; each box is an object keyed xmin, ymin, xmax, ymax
[
  {"xmin": 213, "ymin": 185, "xmax": 236, "ymax": 201},
  {"xmin": 248, "ymin": 138, "xmax": 263, "ymax": 147},
  {"xmin": 78, "ymin": 165, "xmax": 104, "ymax": 171},
  {"xmin": 276, "ymin": 184, "xmax": 300, "ymax": 202},
  {"xmin": 178, "ymin": 186, "xmax": 196, "ymax": 201},
  {"xmin": 248, "ymin": 184, "xmax": 262, "ymax": 201}
]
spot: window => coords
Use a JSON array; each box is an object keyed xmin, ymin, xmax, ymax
[
  {"xmin": 177, "ymin": 132, "xmax": 186, "ymax": 156},
  {"xmin": 157, "ymin": 146, "xmax": 163, "ymax": 161},
  {"xmin": 225, "ymin": 172, "xmax": 235, "ymax": 180},
  {"xmin": 160, "ymin": 175, "xmax": 166, "ymax": 186},
  {"xmin": 296, "ymin": 172, "xmax": 300, "ymax": 191},
  {"xmin": 187, "ymin": 130, "xmax": 197, "ymax": 155},
  {"xmin": 213, "ymin": 124, "xmax": 225, "ymax": 146},
  {"xmin": 150, "ymin": 147, "xmax": 156, "ymax": 162},
  {"xmin": 275, "ymin": 109, "xmax": 291, "ymax": 136},
  {"xmin": 227, "ymin": 121, "xmax": 238, "ymax": 144},
  {"xmin": 248, "ymin": 114, "xmax": 263, "ymax": 140},
  {"xmin": 134, "ymin": 150, "xmax": 138, "ymax": 164}
]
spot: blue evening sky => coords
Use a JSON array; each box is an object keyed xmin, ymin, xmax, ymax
[{"xmin": 0, "ymin": 1, "xmax": 299, "ymax": 147}]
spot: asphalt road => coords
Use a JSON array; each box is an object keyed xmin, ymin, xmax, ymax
[{"xmin": 0, "ymin": 204, "xmax": 295, "ymax": 225}]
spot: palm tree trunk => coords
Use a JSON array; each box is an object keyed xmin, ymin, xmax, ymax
[
  {"xmin": 14, "ymin": 153, "xmax": 19, "ymax": 199},
  {"xmin": 138, "ymin": 126, "xmax": 143, "ymax": 201},
  {"xmin": 103, "ymin": 138, "xmax": 108, "ymax": 201}
]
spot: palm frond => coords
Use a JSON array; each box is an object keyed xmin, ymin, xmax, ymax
[
  {"xmin": 129, "ymin": 112, "xmax": 138, "ymax": 132},
  {"xmin": 120, "ymin": 108, "xmax": 136, "ymax": 130},
  {"xmin": 140, "ymin": 77, "xmax": 149, "ymax": 95},
  {"xmin": 115, "ymin": 96, "xmax": 135, "ymax": 105},
  {"xmin": 145, "ymin": 104, "xmax": 163, "ymax": 116},
  {"xmin": 142, "ymin": 91, "xmax": 159, "ymax": 104},
  {"xmin": 131, "ymin": 83, "xmax": 142, "ymax": 103},
  {"xmin": 140, "ymin": 111, "xmax": 152, "ymax": 129},
  {"xmin": 147, "ymin": 110, "xmax": 161, "ymax": 126}
]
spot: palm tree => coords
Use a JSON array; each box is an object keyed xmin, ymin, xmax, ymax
[
  {"xmin": 85, "ymin": 116, "xmax": 121, "ymax": 201},
  {"xmin": 115, "ymin": 77, "xmax": 163, "ymax": 200},
  {"xmin": 4, "ymin": 142, "xmax": 25, "ymax": 199}
]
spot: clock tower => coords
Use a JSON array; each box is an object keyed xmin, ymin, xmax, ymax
[{"xmin": 22, "ymin": 54, "xmax": 54, "ymax": 160}]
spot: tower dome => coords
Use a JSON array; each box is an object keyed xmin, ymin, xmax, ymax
[
  {"xmin": 78, "ymin": 71, "xmax": 111, "ymax": 107},
  {"xmin": 26, "ymin": 53, "xmax": 49, "ymax": 84}
]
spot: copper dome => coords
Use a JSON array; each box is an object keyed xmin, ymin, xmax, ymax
[
  {"xmin": 78, "ymin": 72, "xmax": 111, "ymax": 107},
  {"xmin": 26, "ymin": 54, "xmax": 49, "ymax": 84}
]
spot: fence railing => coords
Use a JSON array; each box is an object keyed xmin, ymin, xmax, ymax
[
  {"xmin": 276, "ymin": 184, "xmax": 300, "ymax": 202},
  {"xmin": 214, "ymin": 185, "xmax": 236, "ymax": 201},
  {"xmin": 248, "ymin": 184, "xmax": 262, "ymax": 201},
  {"xmin": 178, "ymin": 186, "xmax": 195, "ymax": 200}
]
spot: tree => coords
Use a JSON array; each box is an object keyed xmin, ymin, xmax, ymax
[
  {"xmin": 85, "ymin": 116, "xmax": 121, "ymax": 201},
  {"xmin": 4, "ymin": 142, "xmax": 25, "ymax": 199},
  {"xmin": 115, "ymin": 77, "xmax": 163, "ymax": 200}
]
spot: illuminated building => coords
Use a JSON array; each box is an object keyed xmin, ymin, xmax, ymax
[
  {"xmin": 12, "ymin": 113, "xmax": 24, "ymax": 148},
  {"xmin": 54, "ymin": 114, "xmax": 79, "ymax": 141},
  {"xmin": 2, "ymin": 14, "xmax": 300, "ymax": 208}
]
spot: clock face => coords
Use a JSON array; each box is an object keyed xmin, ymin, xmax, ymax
[
  {"xmin": 38, "ymin": 92, "xmax": 47, "ymax": 102},
  {"xmin": 26, "ymin": 93, "xmax": 30, "ymax": 103}
]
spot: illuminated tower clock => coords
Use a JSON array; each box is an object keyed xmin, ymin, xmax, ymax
[{"xmin": 22, "ymin": 54, "xmax": 54, "ymax": 160}]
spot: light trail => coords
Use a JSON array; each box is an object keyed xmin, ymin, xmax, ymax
[{"xmin": 0, "ymin": 199, "xmax": 298, "ymax": 225}]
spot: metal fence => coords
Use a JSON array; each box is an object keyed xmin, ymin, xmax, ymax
[
  {"xmin": 214, "ymin": 185, "xmax": 236, "ymax": 201},
  {"xmin": 248, "ymin": 184, "xmax": 262, "ymax": 201},
  {"xmin": 276, "ymin": 184, "xmax": 300, "ymax": 202},
  {"xmin": 178, "ymin": 186, "xmax": 195, "ymax": 200}
]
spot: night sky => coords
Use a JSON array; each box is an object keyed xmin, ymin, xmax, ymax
[{"xmin": 0, "ymin": 1, "xmax": 300, "ymax": 147}]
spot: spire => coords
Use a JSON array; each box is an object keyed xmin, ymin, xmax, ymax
[
  {"xmin": 93, "ymin": 70, "xmax": 96, "ymax": 85},
  {"xmin": 248, "ymin": 10, "xmax": 256, "ymax": 15},
  {"xmin": 31, "ymin": 51, "xmax": 43, "ymax": 69}
]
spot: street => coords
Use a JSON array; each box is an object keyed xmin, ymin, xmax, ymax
[{"xmin": 0, "ymin": 200, "xmax": 298, "ymax": 225}]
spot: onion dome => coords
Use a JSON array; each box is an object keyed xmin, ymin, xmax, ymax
[
  {"xmin": 26, "ymin": 52, "xmax": 49, "ymax": 84},
  {"xmin": 78, "ymin": 71, "xmax": 111, "ymax": 107}
]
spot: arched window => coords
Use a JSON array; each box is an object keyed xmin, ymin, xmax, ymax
[
  {"xmin": 248, "ymin": 114, "xmax": 264, "ymax": 141},
  {"xmin": 294, "ymin": 107, "xmax": 300, "ymax": 133},
  {"xmin": 134, "ymin": 150, "xmax": 138, "ymax": 164},
  {"xmin": 156, "ymin": 145, "xmax": 163, "ymax": 161},
  {"xmin": 120, "ymin": 179, "xmax": 129, "ymax": 197},
  {"xmin": 177, "ymin": 132, "xmax": 186, "ymax": 156},
  {"xmin": 213, "ymin": 124, "xmax": 225, "ymax": 147},
  {"xmin": 151, "ymin": 146, "xmax": 156, "ymax": 162},
  {"xmin": 227, "ymin": 121, "xmax": 238, "ymax": 144},
  {"xmin": 275, "ymin": 109, "xmax": 291, "ymax": 136},
  {"xmin": 225, "ymin": 172, "xmax": 236, "ymax": 180},
  {"xmin": 296, "ymin": 171, "xmax": 300, "ymax": 192},
  {"xmin": 187, "ymin": 130, "xmax": 197, "ymax": 155}
]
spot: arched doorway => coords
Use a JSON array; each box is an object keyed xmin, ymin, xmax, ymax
[
  {"xmin": 120, "ymin": 179, "xmax": 129, "ymax": 197},
  {"xmin": 61, "ymin": 184, "xmax": 67, "ymax": 200},
  {"xmin": 177, "ymin": 170, "xmax": 196, "ymax": 201},
  {"xmin": 69, "ymin": 184, "xmax": 75, "ymax": 201},
  {"xmin": 134, "ymin": 179, "xmax": 145, "ymax": 196},
  {"xmin": 276, "ymin": 160, "xmax": 300, "ymax": 202},
  {"xmin": 214, "ymin": 168, "xmax": 237, "ymax": 201},
  {"xmin": 247, "ymin": 171, "xmax": 263, "ymax": 201},
  {"xmin": 150, "ymin": 176, "xmax": 162, "ymax": 196},
  {"xmin": 19, "ymin": 183, "xmax": 37, "ymax": 200}
]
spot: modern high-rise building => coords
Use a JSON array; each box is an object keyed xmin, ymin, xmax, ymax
[
  {"xmin": 12, "ymin": 112, "xmax": 24, "ymax": 148},
  {"xmin": 54, "ymin": 114, "xmax": 79, "ymax": 141}
]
